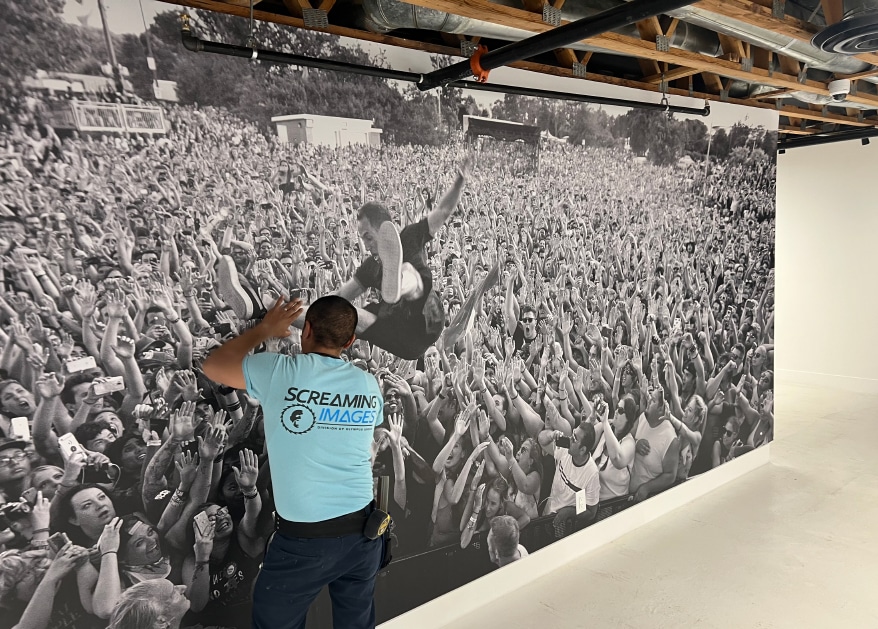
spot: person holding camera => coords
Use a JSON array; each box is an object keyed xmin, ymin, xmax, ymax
[
  {"xmin": 202, "ymin": 294, "xmax": 385, "ymax": 629},
  {"xmin": 538, "ymin": 422, "xmax": 599, "ymax": 535}
]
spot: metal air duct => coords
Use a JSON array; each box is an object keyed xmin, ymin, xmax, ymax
[
  {"xmin": 358, "ymin": 0, "xmax": 878, "ymax": 105},
  {"xmin": 360, "ymin": 0, "xmax": 722, "ymax": 57},
  {"xmin": 812, "ymin": 0, "xmax": 878, "ymax": 54}
]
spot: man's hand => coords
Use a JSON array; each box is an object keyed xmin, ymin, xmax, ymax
[
  {"xmin": 232, "ymin": 449, "xmax": 259, "ymax": 493},
  {"xmin": 257, "ymin": 297, "xmax": 305, "ymax": 339},
  {"xmin": 198, "ymin": 425, "xmax": 225, "ymax": 461},
  {"xmin": 175, "ymin": 450, "xmax": 199, "ymax": 490},
  {"xmin": 170, "ymin": 401, "xmax": 197, "ymax": 443},
  {"xmin": 35, "ymin": 372, "xmax": 65, "ymax": 399}
]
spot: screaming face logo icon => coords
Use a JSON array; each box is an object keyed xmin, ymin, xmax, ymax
[{"xmin": 280, "ymin": 404, "xmax": 316, "ymax": 435}]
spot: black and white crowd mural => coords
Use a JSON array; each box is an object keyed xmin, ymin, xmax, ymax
[{"xmin": 0, "ymin": 1, "xmax": 776, "ymax": 627}]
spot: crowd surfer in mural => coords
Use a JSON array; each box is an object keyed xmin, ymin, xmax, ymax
[{"xmin": 0, "ymin": 13, "xmax": 776, "ymax": 629}]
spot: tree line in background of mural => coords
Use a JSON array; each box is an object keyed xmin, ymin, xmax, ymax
[{"xmin": 2, "ymin": 1, "xmax": 777, "ymax": 164}]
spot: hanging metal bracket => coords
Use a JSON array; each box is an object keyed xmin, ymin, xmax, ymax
[
  {"xmin": 543, "ymin": 4, "xmax": 562, "ymax": 26},
  {"xmin": 302, "ymin": 7, "xmax": 329, "ymax": 28},
  {"xmin": 772, "ymin": 0, "xmax": 785, "ymax": 19},
  {"xmin": 461, "ymin": 40, "xmax": 479, "ymax": 57}
]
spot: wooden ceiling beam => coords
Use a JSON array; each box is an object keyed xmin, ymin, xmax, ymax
[
  {"xmin": 393, "ymin": 0, "xmax": 878, "ymax": 108},
  {"xmin": 717, "ymin": 33, "xmax": 746, "ymax": 62},
  {"xmin": 702, "ymin": 72, "xmax": 724, "ymax": 93},
  {"xmin": 694, "ymin": 0, "xmax": 878, "ymax": 68},
  {"xmin": 554, "ymin": 48, "xmax": 579, "ymax": 68},
  {"xmin": 281, "ymin": 0, "xmax": 310, "ymax": 18},
  {"xmin": 776, "ymin": 54, "xmax": 801, "ymax": 77},
  {"xmin": 635, "ymin": 18, "xmax": 663, "ymax": 76},
  {"xmin": 837, "ymin": 68, "xmax": 878, "ymax": 80},
  {"xmin": 642, "ymin": 65, "xmax": 702, "ymax": 84},
  {"xmin": 158, "ymin": 0, "xmax": 878, "ymax": 129},
  {"xmin": 820, "ymin": 0, "xmax": 845, "ymax": 25},
  {"xmin": 750, "ymin": 87, "xmax": 794, "ymax": 100},
  {"xmin": 780, "ymin": 125, "xmax": 825, "ymax": 135}
]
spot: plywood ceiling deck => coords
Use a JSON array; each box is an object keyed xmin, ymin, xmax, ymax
[{"xmin": 159, "ymin": 0, "xmax": 878, "ymax": 138}]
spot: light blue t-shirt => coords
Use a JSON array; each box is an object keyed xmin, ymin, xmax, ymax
[{"xmin": 242, "ymin": 352, "xmax": 383, "ymax": 522}]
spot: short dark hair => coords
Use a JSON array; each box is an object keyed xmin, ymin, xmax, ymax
[
  {"xmin": 305, "ymin": 296, "xmax": 357, "ymax": 349},
  {"xmin": 576, "ymin": 422, "xmax": 596, "ymax": 451},
  {"xmin": 357, "ymin": 202, "xmax": 392, "ymax": 228},
  {"xmin": 60, "ymin": 373, "xmax": 95, "ymax": 407},
  {"xmin": 520, "ymin": 305, "xmax": 537, "ymax": 318},
  {"xmin": 73, "ymin": 419, "xmax": 113, "ymax": 445}
]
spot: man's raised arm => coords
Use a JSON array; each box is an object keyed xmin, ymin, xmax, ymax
[{"xmin": 427, "ymin": 155, "xmax": 473, "ymax": 237}]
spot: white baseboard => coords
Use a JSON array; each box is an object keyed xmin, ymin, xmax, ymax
[
  {"xmin": 777, "ymin": 368, "xmax": 878, "ymax": 395},
  {"xmin": 378, "ymin": 445, "xmax": 770, "ymax": 629}
]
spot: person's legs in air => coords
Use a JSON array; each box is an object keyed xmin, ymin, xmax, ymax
[{"xmin": 376, "ymin": 223, "xmax": 423, "ymax": 304}]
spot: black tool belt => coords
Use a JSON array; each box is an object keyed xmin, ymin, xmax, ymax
[{"xmin": 275, "ymin": 503, "xmax": 372, "ymax": 538}]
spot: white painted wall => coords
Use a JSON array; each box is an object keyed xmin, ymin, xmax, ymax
[{"xmin": 776, "ymin": 138, "xmax": 878, "ymax": 392}]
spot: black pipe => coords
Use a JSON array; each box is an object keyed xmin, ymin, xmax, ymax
[
  {"xmin": 416, "ymin": 0, "xmax": 698, "ymax": 91},
  {"xmin": 448, "ymin": 79, "xmax": 709, "ymax": 116},
  {"xmin": 180, "ymin": 27, "xmax": 708, "ymax": 117},
  {"xmin": 777, "ymin": 127, "xmax": 878, "ymax": 150},
  {"xmin": 182, "ymin": 31, "xmax": 422, "ymax": 82}
]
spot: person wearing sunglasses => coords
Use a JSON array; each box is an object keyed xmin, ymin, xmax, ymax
[
  {"xmin": 592, "ymin": 396, "xmax": 638, "ymax": 503},
  {"xmin": 0, "ymin": 439, "xmax": 31, "ymax": 504},
  {"xmin": 503, "ymin": 273, "xmax": 539, "ymax": 357},
  {"xmin": 712, "ymin": 421, "xmax": 739, "ymax": 469}
]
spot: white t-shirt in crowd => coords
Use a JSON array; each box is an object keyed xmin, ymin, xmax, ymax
[
  {"xmin": 630, "ymin": 414, "xmax": 677, "ymax": 491},
  {"xmin": 544, "ymin": 447, "xmax": 600, "ymax": 515},
  {"xmin": 595, "ymin": 433, "xmax": 636, "ymax": 501}
]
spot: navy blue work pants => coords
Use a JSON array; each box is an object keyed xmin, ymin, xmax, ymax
[{"xmin": 252, "ymin": 531, "xmax": 383, "ymax": 629}]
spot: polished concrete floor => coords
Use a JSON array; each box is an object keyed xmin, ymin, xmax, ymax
[{"xmin": 442, "ymin": 381, "xmax": 878, "ymax": 629}]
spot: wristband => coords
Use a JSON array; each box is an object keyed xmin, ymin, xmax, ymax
[
  {"xmin": 166, "ymin": 316, "xmax": 180, "ymax": 324},
  {"xmin": 242, "ymin": 489, "xmax": 259, "ymax": 500},
  {"xmin": 33, "ymin": 528, "xmax": 49, "ymax": 535},
  {"xmin": 101, "ymin": 551, "xmax": 117, "ymax": 557},
  {"xmin": 172, "ymin": 488, "xmax": 187, "ymax": 501}
]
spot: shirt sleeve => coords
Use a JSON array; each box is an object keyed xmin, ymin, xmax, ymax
[
  {"xmin": 585, "ymin": 468, "xmax": 601, "ymax": 506},
  {"xmin": 554, "ymin": 446, "xmax": 568, "ymax": 463},
  {"xmin": 242, "ymin": 352, "xmax": 287, "ymax": 401},
  {"xmin": 354, "ymin": 256, "xmax": 380, "ymax": 290},
  {"xmin": 409, "ymin": 218, "xmax": 433, "ymax": 247}
]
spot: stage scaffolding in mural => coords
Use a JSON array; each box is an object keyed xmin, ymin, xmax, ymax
[{"xmin": 462, "ymin": 115, "xmax": 542, "ymax": 174}]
